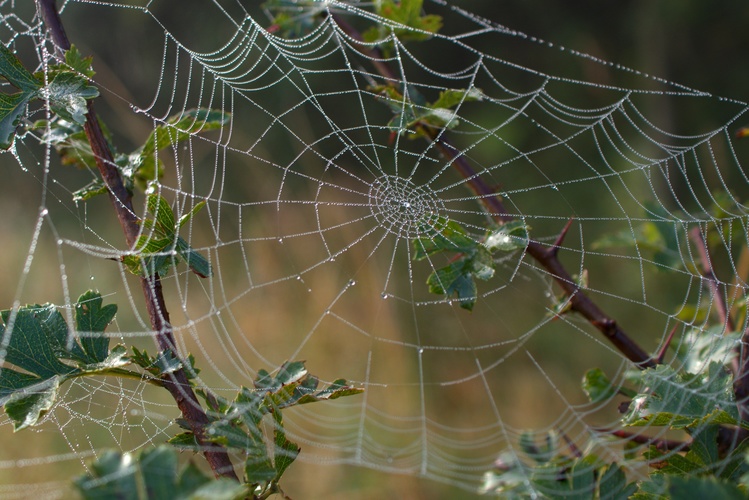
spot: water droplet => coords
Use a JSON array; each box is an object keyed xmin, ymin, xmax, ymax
[
  {"xmin": 296, "ymin": 275, "xmax": 302, "ymax": 281},
  {"xmin": 278, "ymin": 238, "xmax": 284, "ymax": 244},
  {"xmin": 56, "ymin": 239, "xmax": 63, "ymax": 245},
  {"xmin": 418, "ymin": 348, "xmax": 424, "ymax": 354},
  {"xmin": 551, "ymin": 185, "xmax": 559, "ymax": 191},
  {"xmin": 348, "ymin": 279, "xmax": 356, "ymax": 286},
  {"xmin": 381, "ymin": 292, "xmax": 388, "ymax": 299},
  {"xmin": 40, "ymin": 208, "xmax": 48, "ymax": 216},
  {"xmin": 90, "ymin": 276, "xmax": 95, "ymax": 281}
]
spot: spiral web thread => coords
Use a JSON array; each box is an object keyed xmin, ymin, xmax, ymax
[{"xmin": 0, "ymin": 0, "xmax": 748, "ymax": 496}]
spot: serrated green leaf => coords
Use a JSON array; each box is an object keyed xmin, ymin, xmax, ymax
[
  {"xmin": 176, "ymin": 236, "xmax": 212, "ymax": 278},
  {"xmin": 167, "ymin": 431, "xmax": 201, "ymax": 451},
  {"xmin": 582, "ymin": 368, "xmax": 617, "ymax": 403},
  {"xmin": 272, "ymin": 412, "xmax": 299, "ymax": 480},
  {"xmin": 370, "ymin": 0, "xmax": 442, "ymax": 43},
  {"xmin": 0, "ymin": 91, "xmax": 35, "ymax": 149},
  {"xmin": 484, "ymin": 220, "xmax": 529, "ymax": 252},
  {"xmin": 63, "ymin": 45, "xmax": 95, "ymax": 78},
  {"xmin": 142, "ymin": 108, "xmax": 229, "ymax": 158},
  {"xmin": 72, "ymin": 179, "xmax": 108, "ymax": 201},
  {"xmin": 667, "ymin": 475, "xmax": 745, "ymax": 500},
  {"xmin": 274, "ymin": 361, "xmax": 308, "ymax": 386},
  {"xmin": 0, "ymin": 292, "xmax": 118, "ymax": 428},
  {"xmin": 0, "ymin": 43, "xmax": 41, "ymax": 92},
  {"xmin": 74, "ymin": 446, "xmax": 246, "ymax": 500},
  {"xmin": 4, "ymin": 376, "xmax": 60, "ymax": 431},
  {"xmin": 46, "ymin": 71, "xmax": 98, "ymax": 124},
  {"xmin": 598, "ymin": 463, "xmax": 637, "ymax": 500},
  {"xmin": 631, "ymin": 473, "xmax": 669, "ymax": 500},
  {"xmin": 147, "ymin": 192, "xmax": 176, "ymax": 237},
  {"xmin": 413, "ymin": 216, "xmax": 476, "ymax": 260},
  {"xmin": 623, "ymin": 363, "xmax": 739, "ymax": 428},
  {"xmin": 74, "ymin": 290, "xmax": 117, "ymax": 364}
]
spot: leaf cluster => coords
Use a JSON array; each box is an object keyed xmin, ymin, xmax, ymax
[
  {"xmin": 372, "ymin": 84, "xmax": 483, "ymax": 140},
  {"xmin": 413, "ymin": 217, "xmax": 528, "ymax": 311},
  {"xmin": 170, "ymin": 361, "xmax": 363, "ymax": 498},
  {"xmin": 0, "ymin": 291, "xmax": 124, "ymax": 431},
  {"xmin": 121, "ymin": 191, "xmax": 213, "ymax": 279},
  {"xmin": 362, "ymin": 0, "xmax": 442, "ymax": 47},
  {"xmin": 0, "ymin": 43, "xmax": 98, "ymax": 149},
  {"xmin": 75, "ymin": 446, "xmax": 248, "ymax": 500},
  {"xmin": 480, "ymin": 430, "xmax": 637, "ymax": 499},
  {"xmin": 36, "ymin": 107, "xmax": 228, "ymax": 202}
]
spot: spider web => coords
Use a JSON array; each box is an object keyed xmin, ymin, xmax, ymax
[{"xmin": 1, "ymin": 0, "xmax": 748, "ymax": 496}]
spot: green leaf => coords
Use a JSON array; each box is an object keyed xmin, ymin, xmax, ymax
[
  {"xmin": 147, "ymin": 191, "xmax": 176, "ymax": 237},
  {"xmin": 74, "ymin": 290, "xmax": 117, "ymax": 364},
  {"xmin": 142, "ymin": 108, "xmax": 228, "ymax": 158},
  {"xmin": 167, "ymin": 431, "xmax": 201, "ymax": 451},
  {"xmin": 427, "ymin": 260, "xmax": 478, "ymax": 310},
  {"xmin": 631, "ymin": 474, "xmax": 669, "ymax": 500},
  {"xmin": 592, "ymin": 202, "xmax": 684, "ymax": 271},
  {"xmin": 0, "ymin": 291, "xmax": 119, "ymax": 429},
  {"xmin": 597, "ymin": 463, "xmax": 637, "ymax": 500},
  {"xmin": 0, "ymin": 91, "xmax": 35, "ymax": 149},
  {"xmin": 123, "ymin": 193, "xmax": 213, "ymax": 279},
  {"xmin": 45, "ymin": 71, "xmax": 99, "ymax": 124},
  {"xmin": 273, "ymin": 411, "xmax": 300, "ymax": 479},
  {"xmin": 365, "ymin": 0, "xmax": 443, "ymax": 44},
  {"xmin": 0, "ymin": 43, "xmax": 41, "ymax": 92},
  {"xmin": 72, "ymin": 180, "xmax": 108, "ymax": 202},
  {"xmin": 74, "ymin": 446, "xmax": 246, "ymax": 500},
  {"xmin": 483, "ymin": 220, "xmax": 529, "ymax": 252},
  {"xmin": 413, "ymin": 216, "xmax": 477, "ymax": 260},
  {"xmin": 622, "ymin": 363, "xmax": 740, "ymax": 429},
  {"xmin": 582, "ymin": 368, "xmax": 617, "ymax": 403},
  {"xmin": 63, "ymin": 45, "xmax": 95, "ymax": 78},
  {"xmin": 673, "ymin": 326, "xmax": 740, "ymax": 375},
  {"xmin": 667, "ymin": 475, "xmax": 745, "ymax": 500},
  {"xmin": 0, "ymin": 44, "xmax": 44, "ymax": 148},
  {"xmin": 431, "ymin": 87, "xmax": 484, "ymax": 109},
  {"xmin": 203, "ymin": 361, "xmax": 361, "ymax": 489}
]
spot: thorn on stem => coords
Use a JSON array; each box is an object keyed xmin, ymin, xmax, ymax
[
  {"xmin": 655, "ymin": 323, "xmax": 679, "ymax": 365},
  {"xmin": 547, "ymin": 217, "xmax": 574, "ymax": 258}
]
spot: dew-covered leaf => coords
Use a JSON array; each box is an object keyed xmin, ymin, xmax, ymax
[
  {"xmin": 0, "ymin": 291, "xmax": 118, "ymax": 429},
  {"xmin": 623, "ymin": 363, "xmax": 739, "ymax": 429},
  {"xmin": 74, "ymin": 446, "xmax": 246, "ymax": 500}
]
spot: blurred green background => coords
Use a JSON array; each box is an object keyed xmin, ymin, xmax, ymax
[{"xmin": 0, "ymin": 1, "xmax": 748, "ymax": 498}]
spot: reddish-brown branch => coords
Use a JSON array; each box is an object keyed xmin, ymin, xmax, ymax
[
  {"xmin": 689, "ymin": 227, "xmax": 735, "ymax": 332},
  {"xmin": 329, "ymin": 13, "xmax": 655, "ymax": 369},
  {"xmin": 36, "ymin": 0, "xmax": 238, "ymax": 481},
  {"xmin": 594, "ymin": 428, "xmax": 689, "ymax": 452},
  {"xmin": 687, "ymin": 228, "xmax": 749, "ymax": 421}
]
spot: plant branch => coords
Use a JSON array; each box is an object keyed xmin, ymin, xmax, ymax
[
  {"xmin": 36, "ymin": 0, "xmax": 238, "ymax": 481},
  {"xmin": 689, "ymin": 227, "xmax": 735, "ymax": 333},
  {"xmin": 328, "ymin": 12, "xmax": 655, "ymax": 369},
  {"xmin": 593, "ymin": 428, "xmax": 689, "ymax": 452}
]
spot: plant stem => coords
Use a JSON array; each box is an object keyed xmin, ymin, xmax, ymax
[
  {"xmin": 36, "ymin": 0, "xmax": 238, "ymax": 481},
  {"xmin": 329, "ymin": 12, "xmax": 655, "ymax": 369}
]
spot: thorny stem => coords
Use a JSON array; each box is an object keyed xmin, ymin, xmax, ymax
[
  {"xmin": 329, "ymin": 12, "xmax": 655, "ymax": 369},
  {"xmin": 36, "ymin": 0, "xmax": 239, "ymax": 481},
  {"xmin": 690, "ymin": 227, "xmax": 749, "ymax": 422},
  {"xmin": 594, "ymin": 428, "xmax": 689, "ymax": 452}
]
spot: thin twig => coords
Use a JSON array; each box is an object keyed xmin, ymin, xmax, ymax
[
  {"xmin": 328, "ymin": 12, "xmax": 654, "ymax": 368},
  {"xmin": 689, "ymin": 227, "xmax": 735, "ymax": 332},
  {"xmin": 36, "ymin": 0, "xmax": 238, "ymax": 481},
  {"xmin": 593, "ymin": 428, "xmax": 689, "ymax": 452}
]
